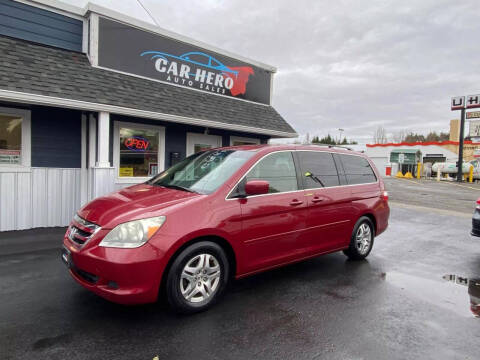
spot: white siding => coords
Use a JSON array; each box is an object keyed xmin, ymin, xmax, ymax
[
  {"xmin": 0, "ymin": 173, "xmax": 16, "ymax": 231},
  {"xmin": 0, "ymin": 168, "xmax": 82, "ymax": 231},
  {"xmin": 16, "ymin": 172, "xmax": 32, "ymax": 229}
]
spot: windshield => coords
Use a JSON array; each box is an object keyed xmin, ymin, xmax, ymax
[{"xmin": 147, "ymin": 150, "xmax": 255, "ymax": 194}]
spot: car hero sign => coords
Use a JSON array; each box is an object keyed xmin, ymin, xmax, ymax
[
  {"xmin": 141, "ymin": 51, "xmax": 254, "ymax": 97},
  {"xmin": 98, "ymin": 17, "xmax": 272, "ymax": 104}
]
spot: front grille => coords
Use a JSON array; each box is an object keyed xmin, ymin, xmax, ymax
[{"xmin": 68, "ymin": 214, "xmax": 100, "ymax": 246}]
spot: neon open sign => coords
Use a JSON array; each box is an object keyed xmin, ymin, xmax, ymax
[{"xmin": 124, "ymin": 136, "xmax": 150, "ymax": 151}]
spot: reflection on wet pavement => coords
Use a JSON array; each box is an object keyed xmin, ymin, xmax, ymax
[
  {"xmin": 442, "ymin": 274, "xmax": 480, "ymax": 318},
  {"xmin": 384, "ymin": 272, "xmax": 480, "ymax": 318}
]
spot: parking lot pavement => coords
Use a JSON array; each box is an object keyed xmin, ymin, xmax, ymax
[
  {"xmin": 384, "ymin": 176, "xmax": 480, "ymax": 215},
  {"xmin": 1, "ymin": 197, "xmax": 480, "ymax": 359}
]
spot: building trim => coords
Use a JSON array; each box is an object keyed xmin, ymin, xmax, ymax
[{"xmin": 0, "ymin": 89, "xmax": 298, "ymax": 138}]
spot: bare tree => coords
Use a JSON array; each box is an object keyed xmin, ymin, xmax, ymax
[
  {"xmin": 373, "ymin": 126, "xmax": 388, "ymax": 144},
  {"xmin": 392, "ymin": 129, "xmax": 407, "ymax": 143},
  {"xmin": 303, "ymin": 132, "xmax": 310, "ymax": 144}
]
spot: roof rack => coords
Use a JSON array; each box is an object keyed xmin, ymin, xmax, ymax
[{"xmin": 302, "ymin": 143, "xmax": 354, "ymax": 151}]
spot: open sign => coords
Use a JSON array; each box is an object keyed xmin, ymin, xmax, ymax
[{"xmin": 124, "ymin": 136, "xmax": 150, "ymax": 151}]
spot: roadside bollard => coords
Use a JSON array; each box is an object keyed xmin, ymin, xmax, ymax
[
  {"xmin": 469, "ymin": 165, "xmax": 474, "ymax": 183},
  {"xmin": 437, "ymin": 169, "xmax": 441, "ymax": 181},
  {"xmin": 417, "ymin": 162, "xmax": 422, "ymax": 179}
]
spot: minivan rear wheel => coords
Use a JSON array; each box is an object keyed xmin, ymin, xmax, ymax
[
  {"xmin": 166, "ymin": 241, "xmax": 229, "ymax": 314},
  {"xmin": 343, "ymin": 217, "xmax": 375, "ymax": 260}
]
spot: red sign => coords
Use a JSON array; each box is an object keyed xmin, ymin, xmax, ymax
[{"xmin": 124, "ymin": 137, "xmax": 150, "ymax": 151}]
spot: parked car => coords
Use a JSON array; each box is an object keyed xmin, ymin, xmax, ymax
[
  {"xmin": 62, "ymin": 145, "xmax": 390, "ymax": 313},
  {"xmin": 471, "ymin": 198, "xmax": 480, "ymax": 237}
]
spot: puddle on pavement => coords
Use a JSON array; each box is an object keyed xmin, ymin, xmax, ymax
[{"xmin": 383, "ymin": 272, "xmax": 480, "ymax": 318}]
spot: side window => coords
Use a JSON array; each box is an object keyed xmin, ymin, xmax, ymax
[
  {"xmin": 245, "ymin": 152, "xmax": 298, "ymax": 193},
  {"xmin": 333, "ymin": 154, "xmax": 348, "ymax": 185},
  {"xmin": 339, "ymin": 154, "xmax": 377, "ymax": 185},
  {"xmin": 298, "ymin": 151, "xmax": 340, "ymax": 188}
]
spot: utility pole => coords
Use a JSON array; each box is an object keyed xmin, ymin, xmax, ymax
[
  {"xmin": 451, "ymin": 96, "xmax": 466, "ymax": 182},
  {"xmin": 456, "ymin": 107, "xmax": 466, "ymax": 182},
  {"xmin": 338, "ymin": 128, "xmax": 344, "ymax": 144}
]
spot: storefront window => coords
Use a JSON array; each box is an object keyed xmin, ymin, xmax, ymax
[
  {"xmin": 232, "ymin": 140, "xmax": 255, "ymax": 146},
  {"xmin": 194, "ymin": 143, "xmax": 213, "ymax": 153},
  {"xmin": 0, "ymin": 114, "xmax": 22, "ymax": 165},
  {"xmin": 119, "ymin": 127, "xmax": 159, "ymax": 177},
  {"xmin": 230, "ymin": 136, "xmax": 260, "ymax": 146}
]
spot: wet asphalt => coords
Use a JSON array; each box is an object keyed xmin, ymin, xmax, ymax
[{"xmin": 1, "ymin": 179, "xmax": 480, "ymax": 359}]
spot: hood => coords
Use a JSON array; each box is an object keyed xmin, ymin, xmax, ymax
[{"xmin": 78, "ymin": 184, "xmax": 202, "ymax": 228}]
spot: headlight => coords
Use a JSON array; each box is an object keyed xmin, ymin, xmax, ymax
[{"xmin": 99, "ymin": 216, "xmax": 166, "ymax": 248}]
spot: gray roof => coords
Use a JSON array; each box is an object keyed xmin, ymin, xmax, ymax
[{"xmin": 0, "ymin": 36, "xmax": 296, "ymax": 137}]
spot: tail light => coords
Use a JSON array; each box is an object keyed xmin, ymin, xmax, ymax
[{"xmin": 381, "ymin": 191, "xmax": 389, "ymax": 202}]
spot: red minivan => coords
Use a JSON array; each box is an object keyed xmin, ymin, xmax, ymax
[{"xmin": 62, "ymin": 145, "xmax": 389, "ymax": 313}]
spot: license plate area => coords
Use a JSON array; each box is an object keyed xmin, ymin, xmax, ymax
[{"xmin": 61, "ymin": 246, "xmax": 72, "ymax": 268}]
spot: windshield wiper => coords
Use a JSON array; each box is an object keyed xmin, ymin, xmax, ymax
[
  {"xmin": 160, "ymin": 184, "xmax": 198, "ymax": 193},
  {"xmin": 305, "ymin": 172, "xmax": 325, "ymax": 187}
]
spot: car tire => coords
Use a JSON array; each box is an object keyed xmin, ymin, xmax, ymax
[
  {"xmin": 166, "ymin": 241, "xmax": 229, "ymax": 314},
  {"xmin": 343, "ymin": 216, "xmax": 375, "ymax": 260}
]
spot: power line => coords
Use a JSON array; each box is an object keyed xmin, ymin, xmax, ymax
[{"xmin": 136, "ymin": 0, "xmax": 160, "ymax": 27}]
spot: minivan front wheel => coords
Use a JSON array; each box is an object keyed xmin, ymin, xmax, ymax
[
  {"xmin": 166, "ymin": 241, "xmax": 229, "ymax": 314},
  {"xmin": 343, "ymin": 217, "xmax": 375, "ymax": 260}
]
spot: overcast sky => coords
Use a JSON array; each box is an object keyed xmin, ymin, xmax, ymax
[{"xmin": 60, "ymin": 0, "xmax": 480, "ymax": 144}]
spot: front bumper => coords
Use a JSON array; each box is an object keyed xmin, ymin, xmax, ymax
[{"xmin": 62, "ymin": 231, "xmax": 166, "ymax": 305}]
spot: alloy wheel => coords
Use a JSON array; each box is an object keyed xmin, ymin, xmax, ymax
[
  {"xmin": 180, "ymin": 254, "xmax": 221, "ymax": 303},
  {"xmin": 355, "ymin": 223, "xmax": 372, "ymax": 255}
]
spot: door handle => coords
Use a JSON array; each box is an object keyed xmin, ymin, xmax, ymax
[
  {"xmin": 311, "ymin": 196, "xmax": 324, "ymax": 203},
  {"xmin": 289, "ymin": 199, "xmax": 303, "ymax": 206}
]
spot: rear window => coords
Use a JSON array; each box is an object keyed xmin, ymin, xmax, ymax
[
  {"xmin": 339, "ymin": 154, "xmax": 377, "ymax": 185},
  {"xmin": 297, "ymin": 151, "xmax": 340, "ymax": 188}
]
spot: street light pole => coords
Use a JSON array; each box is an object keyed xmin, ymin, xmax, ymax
[{"xmin": 338, "ymin": 128, "xmax": 344, "ymax": 144}]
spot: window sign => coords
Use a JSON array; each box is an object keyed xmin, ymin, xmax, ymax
[
  {"xmin": 0, "ymin": 115, "xmax": 22, "ymax": 165},
  {"xmin": 119, "ymin": 127, "xmax": 159, "ymax": 177}
]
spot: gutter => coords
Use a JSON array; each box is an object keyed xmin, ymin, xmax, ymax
[{"xmin": 0, "ymin": 89, "xmax": 298, "ymax": 138}]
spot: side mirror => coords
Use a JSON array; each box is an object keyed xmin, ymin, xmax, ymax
[{"xmin": 244, "ymin": 180, "xmax": 269, "ymax": 196}]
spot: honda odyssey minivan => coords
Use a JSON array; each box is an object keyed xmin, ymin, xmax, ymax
[{"xmin": 62, "ymin": 145, "xmax": 389, "ymax": 313}]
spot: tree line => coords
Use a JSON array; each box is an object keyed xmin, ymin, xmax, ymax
[
  {"xmin": 372, "ymin": 126, "xmax": 449, "ymax": 144},
  {"xmin": 308, "ymin": 134, "xmax": 358, "ymax": 145}
]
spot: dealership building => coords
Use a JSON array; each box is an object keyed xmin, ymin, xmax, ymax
[{"xmin": 0, "ymin": 0, "xmax": 296, "ymax": 231}]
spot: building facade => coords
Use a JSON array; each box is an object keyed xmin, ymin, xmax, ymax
[{"xmin": 0, "ymin": 0, "xmax": 296, "ymax": 231}]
